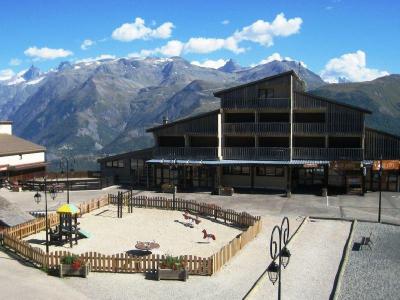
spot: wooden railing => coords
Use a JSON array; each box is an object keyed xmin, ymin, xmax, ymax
[
  {"xmin": 1, "ymin": 193, "xmax": 262, "ymax": 276},
  {"xmin": 224, "ymin": 122, "xmax": 289, "ymax": 134},
  {"xmin": 293, "ymin": 123, "xmax": 326, "ymax": 134},
  {"xmin": 222, "ymin": 98, "xmax": 290, "ymax": 109},
  {"xmin": 222, "ymin": 147, "xmax": 289, "ymax": 160},
  {"xmin": 153, "ymin": 147, "xmax": 218, "ymax": 159},
  {"xmin": 293, "ymin": 148, "xmax": 363, "ymax": 160}
]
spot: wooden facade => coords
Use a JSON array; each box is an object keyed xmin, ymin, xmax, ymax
[{"xmin": 100, "ymin": 71, "xmax": 400, "ymax": 194}]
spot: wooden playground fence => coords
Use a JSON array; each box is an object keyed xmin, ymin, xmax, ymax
[
  {"xmin": 109, "ymin": 193, "xmax": 260, "ymax": 227},
  {"xmin": 1, "ymin": 192, "xmax": 262, "ymax": 276}
]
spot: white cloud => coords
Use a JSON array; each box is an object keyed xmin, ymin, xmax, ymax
[
  {"xmin": 191, "ymin": 59, "xmax": 228, "ymax": 69},
  {"xmin": 131, "ymin": 13, "xmax": 301, "ymax": 57},
  {"xmin": 252, "ymin": 52, "xmax": 307, "ymax": 68},
  {"xmin": 75, "ymin": 54, "xmax": 116, "ymax": 63},
  {"xmin": 221, "ymin": 20, "xmax": 230, "ymax": 25},
  {"xmin": 233, "ymin": 13, "xmax": 302, "ymax": 47},
  {"xmin": 185, "ymin": 37, "xmax": 244, "ymax": 54},
  {"xmin": 9, "ymin": 58, "xmax": 22, "ymax": 66},
  {"xmin": 81, "ymin": 39, "xmax": 95, "ymax": 50},
  {"xmin": 0, "ymin": 69, "xmax": 15, "ymax": 81},
  {"xmin": 111, "ymin": 17, "xmax": 174, "ymax": 42},
  {"xmin": 320, "ymin": 50, "xmax": 389, "ymax": 83},
  {"xmin": 24, "ymin": 46, "xmax": 73, "ymax": 60}
]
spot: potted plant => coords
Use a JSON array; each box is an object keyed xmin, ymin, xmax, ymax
[
  {"xmin": 157, "ymin": 255, "xmax": 188, "ymax": 281},
  {"xmin": 59, "ymin": 255, "xmax": 90, "ymax": 278}
]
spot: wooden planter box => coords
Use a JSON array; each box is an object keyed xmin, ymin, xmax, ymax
[
  {"xmin": 59, "ymin": 262, "xmax": 90, "ymax": 278},
  {"xmin": 215, "ymin": 186, "xmax": 234, "ymax": 196},
  {"xmin": 157, "ymin": 267, "xmax": 188, "ymax": 281},
  {"xmin": 161, "ymin": 183, "xmax": 175, "ymax": 193}
]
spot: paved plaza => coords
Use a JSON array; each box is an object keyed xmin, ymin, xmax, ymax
[{"xmin": 0, "ymin": 187, "xmax": 399, "ymax": 299}]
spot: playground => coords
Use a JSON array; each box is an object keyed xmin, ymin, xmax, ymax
[{"xmin": 24, "ymin": 205, "xmax": 243, "ymax": 257}]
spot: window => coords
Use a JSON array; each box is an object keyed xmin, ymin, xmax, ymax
[
  {"xmin": 256, "ymin": 166, "xmax": 285, "ymax": 177},
  {"xmin": 118, "ymin": 160, "xmax": 124, "ymax": 168},
  {"xmin": 258, "ymin": 88, "xmax": 274, "ymax": 99},
  {"xmin": 106, "ymin": 161, "xmax": 112, "ymax": 167},
  {"xmin": 112, "ymin": 160, "xmax": 118, "ymax": 167},
  {"xmin": 130, "ymin": 159, "xmax": 137, "ymax": 170},
  {"xmin": 223, "ymin": 166, "xmax": 250, "ymax": 175}
]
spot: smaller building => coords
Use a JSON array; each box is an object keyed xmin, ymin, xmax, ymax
[
  {"xmin": 0, "ymin": 121, "xmax": 46, "ymax": 183},
  {"xmin": 97, "ymin": 148, "xmax": 153, "ymax": 187}
]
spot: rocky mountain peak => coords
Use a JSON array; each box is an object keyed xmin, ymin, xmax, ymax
[
  {"xmin": 22, "ymin": 65, "xmax": 41, "ymax": 81},
  {"xmin": 218, "ymin": 59, "xmax": 243, "ymax": 73}
]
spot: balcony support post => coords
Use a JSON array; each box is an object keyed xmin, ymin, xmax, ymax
[
  {"xmin": 322, "ymin": 165, "xmax": 329, "ymax": 197},
  {"xmin": 286, "ymin": 165, "xmax": 292, "ymax": 198}
]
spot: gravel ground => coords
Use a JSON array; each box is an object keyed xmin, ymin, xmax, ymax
[
  {"xmin": 24, "ymin": 205, "xmax": 242, "ymax": 257},
  {"xmin": 0, "ymin": 248, "xmax": 89, "ymax": 300},
  {"xmin": 339, "ymin": 222, "xmax": 400, "ymax": 300},
  {"xmin": 57, "ymin": 216, "xmax": 303, "ymax": 300},
  {"xmin": 252, "ymin": 219, "xmax": 351, "ymax": 300}
]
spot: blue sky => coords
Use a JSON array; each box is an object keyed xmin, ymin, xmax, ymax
[{"xmin": 0, "ymin": 0, "xmax": 399, "ymax": 82}]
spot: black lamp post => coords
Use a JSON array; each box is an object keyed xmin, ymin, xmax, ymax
[
  {"xmin": 378, "ymin": 155, "xmax": 383, "ymax": 223},
  {"xmin": 169, "ymin": 158, "xmax": 178, "ymax": 210},
  {"xmin": 34, "ymin": 177, "xmax": 58, "ymax": 254},
  {"xmin": 60, "ymin": 157, "xmax": 75, "ymax": 204},
  {"xmin": 267, "ymin": 217, "xmax": 291, "ymax": 300}
]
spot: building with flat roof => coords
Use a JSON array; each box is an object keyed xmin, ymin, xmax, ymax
[
  {"xmin": 98, "ymin": 71, "xmax": 400, "ymax": 195},
  {"xmin": 0, "ymin": 121, "xmax": 46, "ymax": 183}
]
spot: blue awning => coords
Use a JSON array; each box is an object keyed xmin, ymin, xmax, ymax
[{"xmin": 146, "ymin": 159, "xmax": 330, "ymax": 165}]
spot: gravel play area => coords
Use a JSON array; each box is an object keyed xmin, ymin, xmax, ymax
[
  {"xmin": 24, "ymin": 205, "xmax": 242, "ymax": 257},
  {"xmin": 252, "ymin": 218, "xmax": 351, "ymax": 300},
  {"xmin": 339, "ymin": 222, "xmax": 400, "ymax": 299}
]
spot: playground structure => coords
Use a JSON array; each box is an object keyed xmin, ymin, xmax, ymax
[
  {"xmin": 182, "ymin": 211, "xmax": 201, "ymax": 228},
  {"xmin": 49, "ymin": 203, "xmax": 89, "ymax": 248},
  {"xmin": 202, "ymin": 229, "xmax": 216, "ymax": 243}
]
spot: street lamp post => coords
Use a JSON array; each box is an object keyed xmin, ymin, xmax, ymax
[
  {"xmin": 60, "ymin": 157, "xmax": 75, "ymax": 204},
  {"xmin": 34, "ymin": 177, "xmax": 58, "ymax": 254},
  {"xmin": 378, "ymin": 156, "xmax": 383, "ymax": 223},
  {"xmin": 267, "ymin": 217, "xmax": 291, "ymax": 300}
]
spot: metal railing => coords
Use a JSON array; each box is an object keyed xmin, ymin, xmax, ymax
[
  {"xmin": 222, "ymin": 147, "xmax": 289, "ymax": 160},
  {"xmin": 153, "ymin": 147, "xmax": 218, "ymax": 159},
  {"xmin": 293, "ymin": 148, "xmax": 363, "ymax": 160},
  {"xmin": 224, "ymin": 122, "xmax": 290, "ymax": 134},
  {"xmin": 293, "ymin": 123, "xmax": 327, "ymax": 134},
  {"xmin": 222, "ymin": 98, "xmax": 290, "ymax": 109}
]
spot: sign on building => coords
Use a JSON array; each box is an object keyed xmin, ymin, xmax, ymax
[{"xmin": 372, "ymin": 160, "xmax": 400, "ymax": 171}]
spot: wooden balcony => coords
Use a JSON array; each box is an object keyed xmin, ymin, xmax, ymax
[
  {"xmin": 222, "ymin": 98, "xmax": 290, "ymax": 110},
  {"xmin": 222, "ymin": 147, "xmax": 289, "ymax": 160},
  {"xmin": 153, "ymin": 147, "xmax": 218, "ymax": 160},
  {"xmin": 293, "ymin": 148, "xmax": 363, "ymax": 160},
  {"xmin": 293, "ymin": 123, "xmax": 327, "ymax": 134},
  {"xmin": 224, "ymin": 122, "xmax": 290, "ymax": 135}
]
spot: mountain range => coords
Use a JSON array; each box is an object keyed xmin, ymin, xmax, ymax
[{"xmin": 0, "ymin": 56, "xmax": 398, "ymax": 169}]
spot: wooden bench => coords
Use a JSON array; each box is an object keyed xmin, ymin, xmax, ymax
[{"xmin": 360, "ymin": 231, "xmax": 373, "ymax": 250}]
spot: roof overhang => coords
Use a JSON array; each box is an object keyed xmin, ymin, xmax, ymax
[
  {"xmin": 7, "ymin": 162, "xmax": 47, "ymax": 171},
  {"xmin": 146, "ymin": 159, "xmax": 330, "ymax": 166}
]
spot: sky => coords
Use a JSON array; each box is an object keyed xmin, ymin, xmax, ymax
[{"xmin": 0, "ymin": 0, "xmax": 399, "ymax": 83}]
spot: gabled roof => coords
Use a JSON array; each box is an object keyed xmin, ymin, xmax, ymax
[
  {"xmin": 0, "ymin": 196, "xmax": 34, "ymax": 227},
  {"xmin": 0, "ymin": 134, "xmax": 46, "ymax": 157},
  {"xmin": 213, "ymin": 70, "xmax": 300, "ymax": 97},
  {"xmin": 146, "ymin": 109, "xmax": 221, "ymax": 132},
  {"xmin": 297, "ymin": 91, "xmax": 373, "ymax": 114},
  {"xmin": 97, "ymin": 147, "xmax": 154, "ymax": 162},
  {"xmin": 366, "ymin": 127, "xmax": 400, "ymax": 140}
]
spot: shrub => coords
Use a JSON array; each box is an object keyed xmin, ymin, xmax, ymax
[{"xmin": 160, "ymin": 255, "xmax": 186, "ymax": 270}]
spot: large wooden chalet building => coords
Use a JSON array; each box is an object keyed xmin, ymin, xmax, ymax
[{"xmin": 99, "ymin": 71, "xmax": 400, "ymax": 195}]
